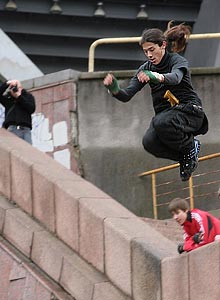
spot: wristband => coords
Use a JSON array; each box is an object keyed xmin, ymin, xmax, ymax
[
  {"xmin": 143, "ymin": 70, "xmax": 163, "ymax": 83},
  {"xmin": 104, "ymin": 76, "xmax": 120, "ymax": 94}
]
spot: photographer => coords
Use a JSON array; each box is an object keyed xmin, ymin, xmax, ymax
[{"xmin": 0, "ymin": 79, "xmax": 35, "ymax": 144}]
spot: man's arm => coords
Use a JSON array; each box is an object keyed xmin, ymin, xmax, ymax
[
  {"xmin": 103, "ymin": 72, "xmax": 146, "ymax": 103},
  {"xmin": 7, "ymin": 79, "xmax": 36, "ymax": 114},
  {"xmin": 16, "ymin": 90, "xmax": 36, "ymax": 114},
  {"xmin": 0, "ymin": 81, "xmax": 9, "ymax": 96}
]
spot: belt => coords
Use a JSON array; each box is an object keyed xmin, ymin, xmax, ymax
[{"xmin": 8, "ymin": 125, "xmax": 30, "ymax": 130}]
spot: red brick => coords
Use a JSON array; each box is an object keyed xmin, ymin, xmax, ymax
[
  {"xmin": 42, "ymin": 102, "xmax": 54, "ymax": 131},
  {"xmin": 53, "ymin": 99, "xmax": 70, "ymax": 126},
  {"xmin": 53, "ymin": 83, "xmax": 74, "ymax": 102}
]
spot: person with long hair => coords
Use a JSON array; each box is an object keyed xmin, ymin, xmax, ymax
[{"xmin": 103, "ymin": 22, "xmax": 208, "ymax": 181}]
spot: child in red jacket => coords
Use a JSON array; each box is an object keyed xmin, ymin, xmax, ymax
[{"xmin": 168, "ymin": 197, "xmax": 220, "ymax": 253}]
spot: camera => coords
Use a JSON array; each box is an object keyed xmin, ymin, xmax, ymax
[{"xmin": 10, "ymin": 85, "xmax": 18, "ymax": 92}]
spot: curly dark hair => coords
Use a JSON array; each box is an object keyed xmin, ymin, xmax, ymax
[{"xmin": 140, "ymin": 21, "xmax": 191, "ymax": 53}]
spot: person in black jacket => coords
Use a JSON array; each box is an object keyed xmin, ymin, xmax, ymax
[
  {"xmin": 0, "ymin": 79, "xmax": 35, "ymax": 144},
  {"xmin": 103, "ymin": 22, "xmax": 208, "ymax": 181}
]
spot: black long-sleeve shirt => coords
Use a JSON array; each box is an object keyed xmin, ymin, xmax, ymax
[
  {"xmin": 113, "ymin": 51, "xmax": 202, "ymax": 114},
  {"xmin": 0, "ymin": 82, "xmax": 36, "ymax": 129}
]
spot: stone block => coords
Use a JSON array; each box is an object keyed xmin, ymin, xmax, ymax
[
  {"xmin": 54, "ymin": 183, "xmax": 79, "ymax": 252},
  {"xmin": 32, "ymin": 165, "xmax": 55, "ymax": 232},
  {"xmin": 8, "ymin": 278, "xmax": 26, "ymax": 299},
  {"xmin": 10, "ymin": 261, "xmax": 27, "ymax": 281},
  {"xmin": 189, "ymin": 242, "xmax": 220, "ymax": 300},
  {"xmin": 79, "ymin": 197, "xmax": 134, "ymax": 272},
  {"xmin": 104, "ymin": 217, "xmax": 142, "ymax": 296},
  {"xmin": 60, "ymin": 251, "xmax": 106, "ymax": 300},
  {"xmin": 93, "ymin": 282, "xmax": 132, "ymax": 300},
  {"xmin": 161, "ymin": 254, "xmax": 189, "ymax": 300},
  {"xmin": 11, "ymin": 151, "xmax": 32, "ymax": 215},
  {"xmin": 56, "ymin": 178, "xmax": 111, "ymax": 199},
  {"xmin": 35, "ymin": 283, "xmax": 53, "ymax": 300},
  {"xmin": 0, "ymin": 136, "xmax": 12, "ymax": 199},
  {"xmin": 0, "ymin": 196, "xmax": 14, "ymax": 233},
  {"xmin": 3, "ymin": 208, "xmax": 43, "ymax": 257},
  {"xmin": 131, "ymin": 236, "xmax": 177, "ymax": 300},
  {"xmin": 0, "ymin": 245, "xmax": 14, "ymax": 300},
  {"xmin": 104, "ymin": 217, "xmax": 176, "ymax": 297},
  {"xmin": 31, "ymin": 230, "xmax": 73, "ymax": 282}
]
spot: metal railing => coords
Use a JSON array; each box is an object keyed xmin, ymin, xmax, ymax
[
  {"xmin": 88, "ymin": 33, "xmax": 220, "ymax": 72},
  {"xmin": 138, "ymin": 153, "xmax": 220, "ymax": 219}
]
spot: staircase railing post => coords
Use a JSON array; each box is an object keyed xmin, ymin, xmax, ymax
[{"xmin": 152, "ymin": 173, "xmax": 157, "ymax": 219}]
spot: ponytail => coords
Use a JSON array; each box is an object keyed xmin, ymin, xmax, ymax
[{"xmin": 164, "ymin": 21, "xmax": 191, "ymax": 53}]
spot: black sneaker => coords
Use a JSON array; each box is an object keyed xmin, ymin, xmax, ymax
[{"xmin": 179, "ymin": 139, "xmax": 201, "ymax": 182}]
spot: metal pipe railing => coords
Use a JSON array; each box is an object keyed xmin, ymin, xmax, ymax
[
  {"xmin": 138, "ymin": 153, "xmax": 220, "ymax": 219},
  {"xmin": 88, "ymin": 33, "xmax": 220, "ymax": 72}
]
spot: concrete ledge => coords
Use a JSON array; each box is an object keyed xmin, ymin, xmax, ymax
[
  {"xmin": 161, "ymin": 253, "xmax": 188, "ymax": 300},
  {"xmin": 22, "ymin": 69, "xmax": 81, "ymax": 89},
  {"xmin": 131, "ymin": 236, "xmax": 177, "ymax": 300},
  {"xmin": 188, "ymin": 242, "xmax": 220, "ymax": 300}
]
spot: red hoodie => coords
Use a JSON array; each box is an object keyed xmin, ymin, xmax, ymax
[{"xmin": 183, "ymin": 209, "xmax": 220, "ymax": 252}]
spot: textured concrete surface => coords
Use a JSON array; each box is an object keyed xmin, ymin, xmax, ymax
[{"xmin": 1, "ymin": 70, "xmax": 220, "ymax": 299}]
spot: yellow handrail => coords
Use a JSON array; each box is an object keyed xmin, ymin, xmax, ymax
[
  {"xmin": 88, "ymin": 33, "xmax": 220, "ymax": 72},
  {"xmin": 138, "ymin": 152, "xmax": 220, "ymax": 219},
  {"xmin": 138, "ymin": 153, "xmax": 220, "ymax": 177}
]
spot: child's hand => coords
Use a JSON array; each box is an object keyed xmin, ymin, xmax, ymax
[
  {"xmin": 193, "ymin": 232, "xmax": 204, "ymax": 244},
  {"xmin": 177, "ymin": 243, "xmax": 184, "ymax": 254}
]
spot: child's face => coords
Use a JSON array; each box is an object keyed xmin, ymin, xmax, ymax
[{"xmin": 171, "ymin": 209, "xmax": 187, "ymax": 225}]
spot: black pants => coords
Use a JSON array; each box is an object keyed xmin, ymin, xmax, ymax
[{"xmin": 142, "ymin": 103, "xmax": 206, "ymax": 162}]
